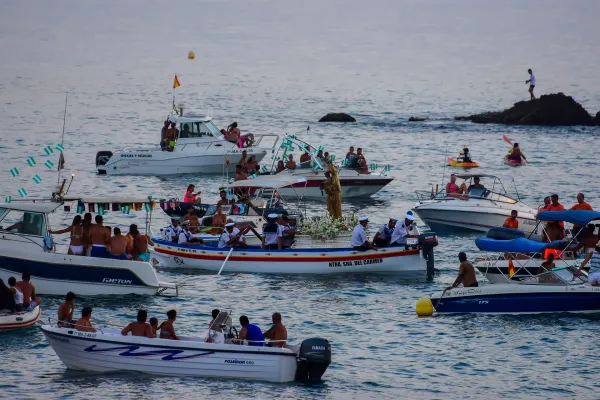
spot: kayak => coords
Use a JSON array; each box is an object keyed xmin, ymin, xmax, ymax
[
  {"xmin": 503, "ymin": 157, "xmax": 526, "ymax": 166},
  {"xmin": 447, "ymin": 158, "xmax": 479, "ymax": 168}
]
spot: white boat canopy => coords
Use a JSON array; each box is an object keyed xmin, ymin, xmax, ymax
[
  {"xmin": 226, "ymin": 176, "xmax": 307, "ymax": 189},
  {"xmin": 168, "ymin": 115, "xmax": 212, "ymax": 124},
  {"xmin": 0, "ymin": 202, "xmax": 62, "ymax": 214}
]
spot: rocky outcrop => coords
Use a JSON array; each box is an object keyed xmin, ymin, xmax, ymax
[
  {"xmin": 318, "ymin": 113, "xmax": 356, "ymax": 122},
  {"xmin": 455, "ymin": 93, "xmax": 596, "ymax": 126},
  {"xmin": 408, "ymin": 117, "xmax": 426, "ymax": 122}
]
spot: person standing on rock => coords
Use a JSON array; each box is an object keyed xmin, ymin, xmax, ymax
[{"xmin": 526, "ymin": 69, "xmax": 536, "ymax": 100}]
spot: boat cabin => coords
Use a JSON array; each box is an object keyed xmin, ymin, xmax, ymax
[
  {"xmin": 167, "ymin": 115, "xmax": 223, "ymax": 141},
  {"xmin": 0, "ymin": 203, "xmax": 54, "ymax": 237}
]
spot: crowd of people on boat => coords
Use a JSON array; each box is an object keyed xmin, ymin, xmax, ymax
[
  {"xmin": 160, "ymin": 120, "xmax": 256, "ymax": 152},
  {"xmin": 49, "ymin": 214, "xmax": 153, "ymax": 261},
  {"xmin": 351, "ymin": 212, "xmax": 420, "ymax": 251},
  {"xmin": 57, "ymin": 295, "xmax": 288, "ymax": 347},
  {"xmin": 0, "ymin": 272, "xmax": 42, "ymax": 313}
]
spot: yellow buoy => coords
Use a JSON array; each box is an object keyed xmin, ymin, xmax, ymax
[
  {"xmin": 188, "ymin": 51, "xmax": 195, "ymax": 60},
  {"xmin": 415, "ymin": 297, "xmax": 434, "ymax": 317}
]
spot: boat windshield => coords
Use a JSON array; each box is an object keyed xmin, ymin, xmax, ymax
[
  {"xmin": 467, "ymin": 187, "xmax": 517, "ymax": 204},
  {"xmin": 178, "ymin": 121, "xmax": 222, "ymax": 139},
  {"xmin": 519, "ymin": 267, "xmax": 587, "ymax": 286},
  {"xmin": 0, "ymin": 209, "xmax": 47, "ymax": 236}
]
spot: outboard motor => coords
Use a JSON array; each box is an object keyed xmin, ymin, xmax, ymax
[
  {"xmin": 95, "ymin": 151, "xmax": 113, "ymax": 167},
  {"xmin": 418, "ymin": 232, "xmax": 438, "ymax": 279},
  {"xmin": 295, "ymin": 338, "xmax": 331, "ymax": 382}
]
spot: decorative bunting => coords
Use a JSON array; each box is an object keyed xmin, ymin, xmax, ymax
[
  {"xmin": 44, "ymin": 160, "xmax": 55, "ymax": 169},
  {"xmin": 250, "ymin": 174, "xmax": 257, "ymax": 178},
  {"xmin": 384, "ymin": 165, "xmax": 391, "ymax": 172},
  {"xmin": 18, "ymin": 188, "xmax": 27, "ymax": 197},
  {"xmin": 77, "ymin": 200, "xmax": 85, "ymax": 214},
  {"xmin": 44, "ymin": 146, "xmax": 54, "ymax": 156},
  {"xmin": 27, "ymin": 157, "xmax": 37, "ymax": 167},
  {"xmin": 5, "ymin": 196, "xmax": 12, "ymax": 203},
  {"xmin": 370, "ymin": 164, "xmax": 378, "ymax": 171},
  {"xmin": 318, "ymin": 145, "xmax": 324, "ymax": 151},
  {"xmin": 122, "ymin": 205, "xmax": 131, "ymax": 215},
  {"xmin": 329, "ymin": 155, "xmax": 336, "ymax": 162},
  {"xmin": 312, "ymin": 163, "xmax": 320, "ymax": 171},
  {"xmin": 341, "ymin": 159, "xmax": 348, "ymax": 166},
  {"xmin": 144, "ymin": 203, "xmax": 152, "ymax": 213},
  {"xmin": 56, "ymin": 144, "xmax": 65, "ymax": 152},
  {"xmin": 97, "ymin": 205, "xmax": 107, "ymax": 216},
  {"xmin": 10, "ymin": 168, "xmax": 19, "ymax": 177},
  {"xmin": 32, "ymin": 174, "xmax": 42, "ymax": 184},
  {"xmin": 261, "ymin": 165, "xmax": 268, "ymax": 173}
]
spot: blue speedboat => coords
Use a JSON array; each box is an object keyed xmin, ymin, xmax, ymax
[{"xmin": 430, "ymin": 266, "xmax": 600, "ymax": 314}]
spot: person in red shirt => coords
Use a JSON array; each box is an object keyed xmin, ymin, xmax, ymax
[
  {"xmin": 570, "ymin": 193, "xmax": 593, "ymax": 238},
  {"xmin": 545, "ymin": 194, "xmax": 565, "ymax": 241},
  {"xmin": 503, "ymin": 210, "xmax": 519, "ymax": 230}
]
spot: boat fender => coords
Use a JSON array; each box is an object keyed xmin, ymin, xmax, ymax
[
  {"xmin": 416, "ymin": 297, "xmax": 434, "ymax": 317},
  {"xmin": 295, "ymin": 338, "xmax": 332, "ymax": 382}
]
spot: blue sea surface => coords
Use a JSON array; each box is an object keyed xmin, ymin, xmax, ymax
[{"xmin": 1, "ymin": 0, "xmax": 600, "ymax": 399}]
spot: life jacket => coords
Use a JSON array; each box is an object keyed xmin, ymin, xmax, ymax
[{"xmin": 509, "ymin": 149, "xmax": 522, "ymax": 161}]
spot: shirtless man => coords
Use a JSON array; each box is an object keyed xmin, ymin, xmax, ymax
[
  {"xmin": 76, "ymin": 307, "xmax": 96, "ymax": 332},
  {"xmin": 88, "ymin": 215, "xmax": 110, "ymax": 258},
  {"xmin": 130, "ymin": 226, "xmax": 155, "ymax": 262},
  {"xmin": 16, "ymin": 271, "xmax": 42, "ymax": 311},
  {"xmin": 58, "ymin": 291, "xmax": 76, "ymax": 326},
  {"xmin": 446, "ymin": 252, "xmax": 478, "ymax": 290},
  {"xmin": 121, "ymin": 309, "xmax": 154, "ymax": 338},
  {"xmin": 227, "ymin": 122, "xmax": 241, "ymax": 144},
  {"xmin": 159, "ymin": 309, "xmax": 180, "ymax": 340},
  {"xmin": 217, "ymin": 190, "xmax": 235, "ymax": 206},
  {"xmin": 263, "ymin": 312, "xmax": 287, "ymax": 348},
  {"xmin": 108, "ymin": 227, "xmax": 131, "ymax": 260},
  {"xmin": 183, "ymin": 207, "xmax": 200, "ymax": 232},
  {"xmin": 299, "ymin": 146, "xmax": 311, "ymax": 167},
  {"xmin": 538, "ymin": 253, "xmax": 557, "ymax": 283},
  {"xmin": 235, "ymin": 165, "xmax": 248, "ymax": 181},
  {"xmin": 285, "ymin": 154, "xmax": 297, "ymax": 170},
  {"xmin": 165, "ymin": 122, "xmax": 178, "ymax": 151}
]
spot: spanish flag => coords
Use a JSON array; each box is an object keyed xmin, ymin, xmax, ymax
[
  {"xmin": 173, "ymin": 74, "xmax": 181, "ymax": 89},
  {"xmin": 508, "ymin": 259, "xmax": 516, "ymax": 278}
]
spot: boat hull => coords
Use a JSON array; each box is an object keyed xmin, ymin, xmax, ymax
[
  {"xmin": 431, "ymin": 285, "xmax": 600, "ymax": 314},
  {"xmin": 504, "ymin": 157, "xmax": 526, "ymax": 166},
  {"xmin": 447, "ymin": 158, "xmax": 479, "ymax": 168},
  {"xmin": 42, "ymin": 326, "xmax": 298, "ymax": 382},
  {"xmin": 151, "ymin": 240, "xmax": 426, "ymax": 274},
  {"xmin": 0, "ymin": 306, "xmax": 41, "ymax": 331}
]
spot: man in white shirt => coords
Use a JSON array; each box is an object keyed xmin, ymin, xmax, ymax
[
  {"xmin": 218, "ymin": 223, "xmax": 248, "ymax": 248},
  {"xmin": 351, "ymin": 216, "xmax": 377, "ymax": 251},
  {"xmin": 164, "ymin": 219, "xmax": 182, "ymax": 242},
  {"xmin": 178, "ymin": 222, "xmax": 205, "ymax": 245},
  {"xmin": 373, "ymin": 218, "xmax": 397, "ymax": 247},
  {"xmin": 526, "ymin": 69, "xmax": 536, "ymax": 100},
  {"xmin": 391, "ymin": 211, "xmax": 420, "ymax": 247}
]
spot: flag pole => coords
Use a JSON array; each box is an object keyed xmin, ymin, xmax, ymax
[{"xmin": 58, "ymin": 93, "xmax": 68, "ymax": 186}]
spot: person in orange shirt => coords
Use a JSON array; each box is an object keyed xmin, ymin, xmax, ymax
[
  {"xmin": 545, "ymin": 194, "xmax": 565, "ymax": 241},
  {"xmin": 570, "ymin": 193, "xmax": 593, "ymax": 238},
  {"xmin": 503, "ymin": 210, "xmax": 519, "ymax": 230}
]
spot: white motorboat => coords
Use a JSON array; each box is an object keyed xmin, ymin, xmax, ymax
[
  {"xmin": 0, "ymin": 200, "xmax": 177, "ymax": 297},
  {"xmin": 41, "ymin": 310, "xmax": 331, "ymax": 382},
  {"xmin": 0, "ymin": 306, "xmax": 41, "ymax": 331},
  {"xmin": 260, "ymin": 135, "xmax": 394, "ymax": 199},
  {"xmin": 412, "ymin": 174, "xmax": 539, "ymax": 236},
  {"xmin": 96, "ymin": 113, "xmax": 279, "ymax": 176}
]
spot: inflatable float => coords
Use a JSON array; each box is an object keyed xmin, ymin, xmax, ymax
[
  {"xmin": 0, "ymin": 305, "xmax": 41, "ymax": 331},
  {"xmin": 447, "ymin": 158, "xmax": 479, "ymax": 168}
]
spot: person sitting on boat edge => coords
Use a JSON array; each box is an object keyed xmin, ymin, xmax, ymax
[
  {"xmin": 49, "ymin": 215, "xmax": 86, "ymax": 256},
  {"xmin": 183, "ymin": 207, "xmax": 201, "ymax": 233},
  {"xmin": 446, "ymin": 174, "xmax": 467, "ymax": 196},
  {"xmin": 569, "ymin": 225, "xmax": 598, "ymax": 271},
  {"xmin": 217, "ymin": 190, "xmax": 235, "ymax": 206},
  {"xmin": 149, "ymin": 317, "xmax": 159, "ymax": 338},
  {"xmin": 299, "ymin": 146, "xmax": 311, "ymax": 168},
  {"xmin": 218, "ymin": 222, "xmax": 250, "ymax": 248},
  {"xmin": 129, "ymin": 225, "xmax": 155, "ymax": 262},
  {"xmin": 76, "ymin": 306, "xmax": 96, "ymax": 333},
  {"xmin": 390, "ymin": 212, "xmax": 420, "ymax": 248},
  {"xmin": 446, "ymin": 252, "xmax": 478, "ymax": 290},
  {"xmin": 506, "ymin": 143, "xmax": 526, "ymax": 162},
  {"xmin": 108, "ymin": 227, "xmax": 132, "ymax": 260},
  {"xmin": 263, "ymin": 312, "xmax": 287, "ymax": 348},
  {"xmin": 210, "ymin": 205, "xmax": 228, "ymax": 235},
  {"xmin": 570, "ymin": 193, "xmax": 593, "ymax": 238},
  {"xmin": 586, "ymin": 246, "xmax": 600, "ymax": 286},
  {"xmin": 7, "ymin": 277, "xmax": 24, "ymax": 312},
  {"xmin": 285, "ymin": 154, "xmax": 297, "ymax": 170},
  {"xmin": 121, "ymin": 309, "xmax": 154, "ymax": 338},
  {"xmin": 351, "ymin": 216, "xmax": 377, "ymax": 251},
  {"xmin": 184, "ymin": 184, "xmax": 202, "ymax": 204},
  {"xmin": 503, "ymin": 210, "xmax": 519, "ymax": 230},
  {"xmin": 0, "ymin": 279, "xmax": 15, "ymax": 312},
  {"xmin": 373, "ymin": 218, "xmax": 397, "ymax": 247},
  {"xmin": 16, "ymin": 271, "xmax": 42, "ymax": 311},
  {"xmin": 159, "ymin": 309, "xmax": 180, "ymax": 340},
  {"xmin": 467, "ymin": 176, "xmax": 485, "ymax": 191},
  {"xmin": 238, "ymin": 315, "xmax": 265, "ymax": 346},
  {"xmin": 164, "ymin": 219, "xmax": 183, "ymax": 242},
  {"xmin": 178, "ymin": 221, "xmax": 206, "ymax": 246},
  {"xmin": 279, "ymin": 215, "xmax": 297, "ymax": 249},
  {"xmin": 262, "ymin": 214, "xmax": 283, "ymax": 250},
  {"xmin": 88, "ymin": 215, "xmax": 111, "ymax": 258},
  {"xmin": 58, "ymin": 291, "xmax": 76, "ymax": 327}
]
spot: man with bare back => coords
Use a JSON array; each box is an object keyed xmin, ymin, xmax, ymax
[
  {"xmin": 108, "ymin": 227, "xmax": 131, "ymax": 260},
  {"xmin": 16, "ymin": 271, "xmax": 42, "ymax": 311},
  {"xmin": 88, "ymin": 215, "xmax": 110, "ymax": 258},
  {"xmin": 121, "ymin": 309, "xmax": 154, "ymax": 338}
]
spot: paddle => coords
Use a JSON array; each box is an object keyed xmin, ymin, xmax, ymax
[{"xmin": 217, "ymin": 247, "xmax": 234, "ymax": 275}]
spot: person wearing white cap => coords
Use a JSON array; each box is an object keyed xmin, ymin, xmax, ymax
[
  {"xmin": 218, "ymin": 222, "xmax": 249, "ymax": 249},
  {"xmin": 390, "ymin": 211, "xmax": 420, "ymax": 247},
  {"xmin": 351, "ymin": 216, "xmax": 377, "ymax": 251},
  {"xmin": 178, "ymin": 221, "xmax": 205, "ymax": 245},
  {"xmin": 164, "ymin": 218, "xmax": 182, "ymax": 242},
  {"xmin": 262, "ymin": 213, "xmax": 283, "ymax": 250},
  {"xmin": 373, "ymin": 218, "xmax": 397, "ymax": 248}
]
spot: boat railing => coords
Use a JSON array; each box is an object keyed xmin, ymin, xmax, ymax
[{"xmin": 415, "ymin": 190, "xmax": 445, "ymax": 201}]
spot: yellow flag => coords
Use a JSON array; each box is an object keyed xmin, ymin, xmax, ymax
[{"xmin": 173, "ymin": 75, "xmax": 181, "ymax": 89}]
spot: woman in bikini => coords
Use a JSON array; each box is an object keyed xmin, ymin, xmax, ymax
[
  {"xmin": 445, "ymin": 174, "xmax": 468, "ymax": 197},
  {"xmin": 49, "ymin": 215, "xmax": 86, "ymax": 255}
]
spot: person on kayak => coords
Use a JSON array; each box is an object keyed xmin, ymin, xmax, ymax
[
  {"xmin": 506, "ymin": 143, "xmax": 527, "ymax": 162},
  {"xmin": 458, "ymin": 147, "xmax": 472, "ymax": 163}
]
